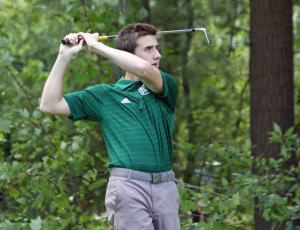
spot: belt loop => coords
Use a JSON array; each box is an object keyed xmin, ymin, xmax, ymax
[{"xmin": 127, "ymin": 169, "xmax": 132, "ymax": 180}]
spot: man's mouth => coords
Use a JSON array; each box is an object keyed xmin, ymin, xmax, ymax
[{"xmin": 152, "ymin": 63, "xmax": 159, "ymax": 68}]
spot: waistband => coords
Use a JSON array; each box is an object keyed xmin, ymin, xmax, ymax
[{"xmin": 110, "ymin": 168, "xmax": 175, "ymax": 184}]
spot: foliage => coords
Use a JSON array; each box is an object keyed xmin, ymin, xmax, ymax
[
  {"xmin": 0, "ymin": 0, "xmax": 299, "ymax": 229},
  {"xmin": 178, "ymin": 124, "xmax": 300, "ymax": 230}
]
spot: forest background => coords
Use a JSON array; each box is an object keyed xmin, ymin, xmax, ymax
[{"xmin": 0, "ymin": 0, "xmax": 299, "ymax": 229}]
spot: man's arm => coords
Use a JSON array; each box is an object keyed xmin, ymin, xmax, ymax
[
  {"xmin": 40, "ymin": 34, "xmax": 85, "ymax": 116},
  {"xmin": 79, "ymin": 32, "xmax": 163, "ymax": 94}
]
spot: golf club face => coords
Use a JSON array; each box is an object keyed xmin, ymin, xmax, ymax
[{"xmin": 196, "ymin": 28, "xmax": 212, "ymax": 46}]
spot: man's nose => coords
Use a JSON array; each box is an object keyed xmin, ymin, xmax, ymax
[{"xmin": 154, "ymin": 49, "xmax": 161, "ymax": 59}]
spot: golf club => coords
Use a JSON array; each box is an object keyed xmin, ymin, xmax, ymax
[{"xmin": 61, "ymin": 28, "xmax": 212, "ymax": 45}]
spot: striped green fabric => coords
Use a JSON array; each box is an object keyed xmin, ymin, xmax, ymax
[{"xmin": 64, "ymin": 71, "xmax": 178, "ymax": 173}]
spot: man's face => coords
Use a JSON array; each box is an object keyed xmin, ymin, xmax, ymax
[{"xmin": 134, "ymin": 35, "xmax": 161, "ymax": 69}]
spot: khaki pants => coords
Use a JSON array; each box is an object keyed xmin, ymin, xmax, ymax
[{"xmin": 105, "ymin": 176, "xmax": 181, "ymax": 230}]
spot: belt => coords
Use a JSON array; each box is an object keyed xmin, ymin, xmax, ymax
[{"xmin": 110, "ymin": 168, "xmax": 175, "ymax": 184}]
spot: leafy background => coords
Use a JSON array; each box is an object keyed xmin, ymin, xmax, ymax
[{"xmin": 0, "ymin": 0, "xmax": 299, "ymax": 229}]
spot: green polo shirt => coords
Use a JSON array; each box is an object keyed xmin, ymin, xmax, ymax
[{"xmin": 64, "ymin": 71, "xmax": 178, "ymax": 173}]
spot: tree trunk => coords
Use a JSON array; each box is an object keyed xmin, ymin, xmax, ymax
[
  {"xmin": 250, "ymin": 0, "xmax": 295, "ymax": 229},
  {"xmin": 140, "ymin": 0, "xmax": 151, "ymax": 23},
  {"xmin": 180, "ymin": 0, "xmax": 197, "ymax": 184}
]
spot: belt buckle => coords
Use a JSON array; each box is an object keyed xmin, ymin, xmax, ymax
[{"xmin": 152, "ymin": 173, "xmax": 162, "ymax": 183}]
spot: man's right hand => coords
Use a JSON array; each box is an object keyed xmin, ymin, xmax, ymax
[{"xmin": 59, "ymin": 33, "xmax": 84, "ymax": 57}]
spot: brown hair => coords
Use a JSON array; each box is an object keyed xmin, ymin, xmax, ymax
[{"xmin": 115, "ymin": 23, "xmax": 157, "ymax": 54}]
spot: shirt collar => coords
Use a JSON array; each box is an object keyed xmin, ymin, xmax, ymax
[{"xmin": 116, "ymin": 77, "xmax": 142, "ymax": 90}]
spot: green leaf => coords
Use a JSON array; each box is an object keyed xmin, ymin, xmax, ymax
[
  {"xmin": 136, "ymin": 7, "xmax": 148, "ymax": 20},
  {"xmin": 231, "ymin": 193, "xmax": 240, "ymax": 206},
  {"xmin": 296, "ymin": 186, "xmax": 300, "ymax": 199},
  {"xmin": 263, "ymin": 208, "xmax": 271, "ymax": 220},
  {"xmin": 289, "ymin": 184, "xmax": 299, "ymax": 193},
  {"xmin": 118, "ymin": 15, "xmax": 126, "ymax": 25},
  {"xmin": 285, "ymin": 221, "xmax": 294, "ymax": 230},
  {"xmin": 34, "ymin": 128, "xmax": 42, "ymax": 136},
  {"xmin": 243, "ymin": 138, "xmax": 252, "ymax": 152},
  {"xmin": 71, "ymin": 136, "xmax": 83, "ymax": 151},
  {"xmin": 0, "ymin": 119, "xmax": 11, "ymax": 133},
  {"xmin": 56, "ymin": 195, "xmax": 69, "ymax": 209},
  {"xmin": 284, "ymin": 127, "xmax": 294, "ymax": 137},
  {"xmin": 269, "ymin": 158, "xmax": 277, "ymax": 167},
  {"xmin": 108, "ymin": 0, "xmax": 118, "ymax": 6},
  {"xmin": 30, "ymin": 216, "xmax": 42, "ymax": 230},
  {"xmin": 1, "ymin": 219, "xmax": 14, "ymax": 230},
  {"xmin": 180, "ymin": 200, "xmax": 199, "ymax": 212},
  {"xmin": 273, "ymin": 123, "xmax": 282, "ymax": 135},
  {"xmin": 33, "ymin": 110, "xmax": 42, "ymax": 119},
  {"xmin": 60, "ymin": 141, "xmax": 67, "ymax": 149},
  {"xmin": 16, "ymin": 197, "xmax": 27, "ymax": 205},
  {"xmin": 196, "ymin": 221, "xmax": 210, "ymax": 230},
  {"xmin": 213, "ymin": 221, "xmax": 228, "ymax": 230},
  {"xmin": 21, "ymin": 108, "xmax": 29, "ymax": 118},
  {"xmin": 10, "ymin": 188, "xmax": 20, "ymax": 199},
  {"xmin": 1, "ymin": 51, "xmax": 14, "ymax": 66},
  {"xmin": 79, "ymin": 214, "xmax": 90, "ymax": 224},
  {"xmin": 0, "ymin": 38, "xmax": 10, "ymax": 48},
  {"xmin": 221, "ymin": 177, "xmax": 229, "ymax": 186},
  {"xmin": 71, "ymin": 141, "xmax": 79, "ymax": 151},
  {"xmin": 218, "ymin": 202, "xmax": 229, "ymax": 212},
  {"xmin": 261, "ymin": 157, "xmax": 266, "ymax": 166},
  {"xmin": 271, "ymin": 219, "xmax": 278, "ymax": 230}
]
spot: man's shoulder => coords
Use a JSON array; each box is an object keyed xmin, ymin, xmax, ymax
[
  {"xmin": 84, "ymin": 83, "xmax": 110, "ymax": 92},
  {"xmin": 159, "ymin": 70, "xmax": 176, "ymax": 84},
  {"xmin": 159, "ymin": 70, "xmax": 171, "ymax": 77}
]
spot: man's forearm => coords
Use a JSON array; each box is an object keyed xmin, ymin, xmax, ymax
[{"xmin": 90, "ymin": 42, "xmax": 149, "ymax": 76}]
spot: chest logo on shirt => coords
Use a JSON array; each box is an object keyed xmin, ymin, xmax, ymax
[
  {"xmin": 121, "ymin": 98, "xmax": 131, "ymax": 104},
  {"xmin": 138, "ymin": 84, "xmax": 150, "ymax": 96}
]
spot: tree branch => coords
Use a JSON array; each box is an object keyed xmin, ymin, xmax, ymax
[
  {"xmin": 5, "ymin": 65, "xmax": 35, "ymax": 112},
  {"xmin": 5, "ymin": 65, "xmax": 58, "ymax": 152},
  {"xmin": 68, "ymin": 166, "xmax": 83, "ymax": 212},
  {"xmin": 80, "ymin": 0, "xmax": 92, "ymax": 29}
]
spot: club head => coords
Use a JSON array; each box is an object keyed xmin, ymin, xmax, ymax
[{"xmin": 195, "ymin": 28, "xmax": 212, "ymax": 45}]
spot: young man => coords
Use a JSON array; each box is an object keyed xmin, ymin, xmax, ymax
[{"xmin": 40, "ymin": 23, "xmax": 180, "ymax": 230}]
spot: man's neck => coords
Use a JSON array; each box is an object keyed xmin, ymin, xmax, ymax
[{"xmin": 124, "ymin": 72, "xmax": 140, "ymax": 82}]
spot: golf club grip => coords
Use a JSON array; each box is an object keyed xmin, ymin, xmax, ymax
[
  {"xmin": 61, "ymin": 38, "xmax": 72, "ymax": 45},
  {"xmin": 61, "ymin": 36, "xmax": 111, "ymax": 45}
]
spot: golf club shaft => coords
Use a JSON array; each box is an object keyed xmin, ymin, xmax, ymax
[
  {"xmin": 61, "ymin": 28, "xmax": 211, "ymax": 45},
  {"xmin": 159, "ymin": 28, "xmax": 211, "ymax": 45}
]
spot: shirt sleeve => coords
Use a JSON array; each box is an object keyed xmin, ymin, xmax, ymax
[
  {"xmin": 63, "ymin": 84, "xmax": 108, "ymax": 122},
  {"xmin": 156, "ymin": 71, "xmax": 178, "ymax": 113}
]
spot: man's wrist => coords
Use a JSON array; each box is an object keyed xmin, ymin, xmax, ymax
[
  {"xmin": 89, "ymin": 41, "xmax": 102, "ymax": 53},
  {"xmin": 57, "ymin": 52, "xmax": 73, "ymax": 64}
]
